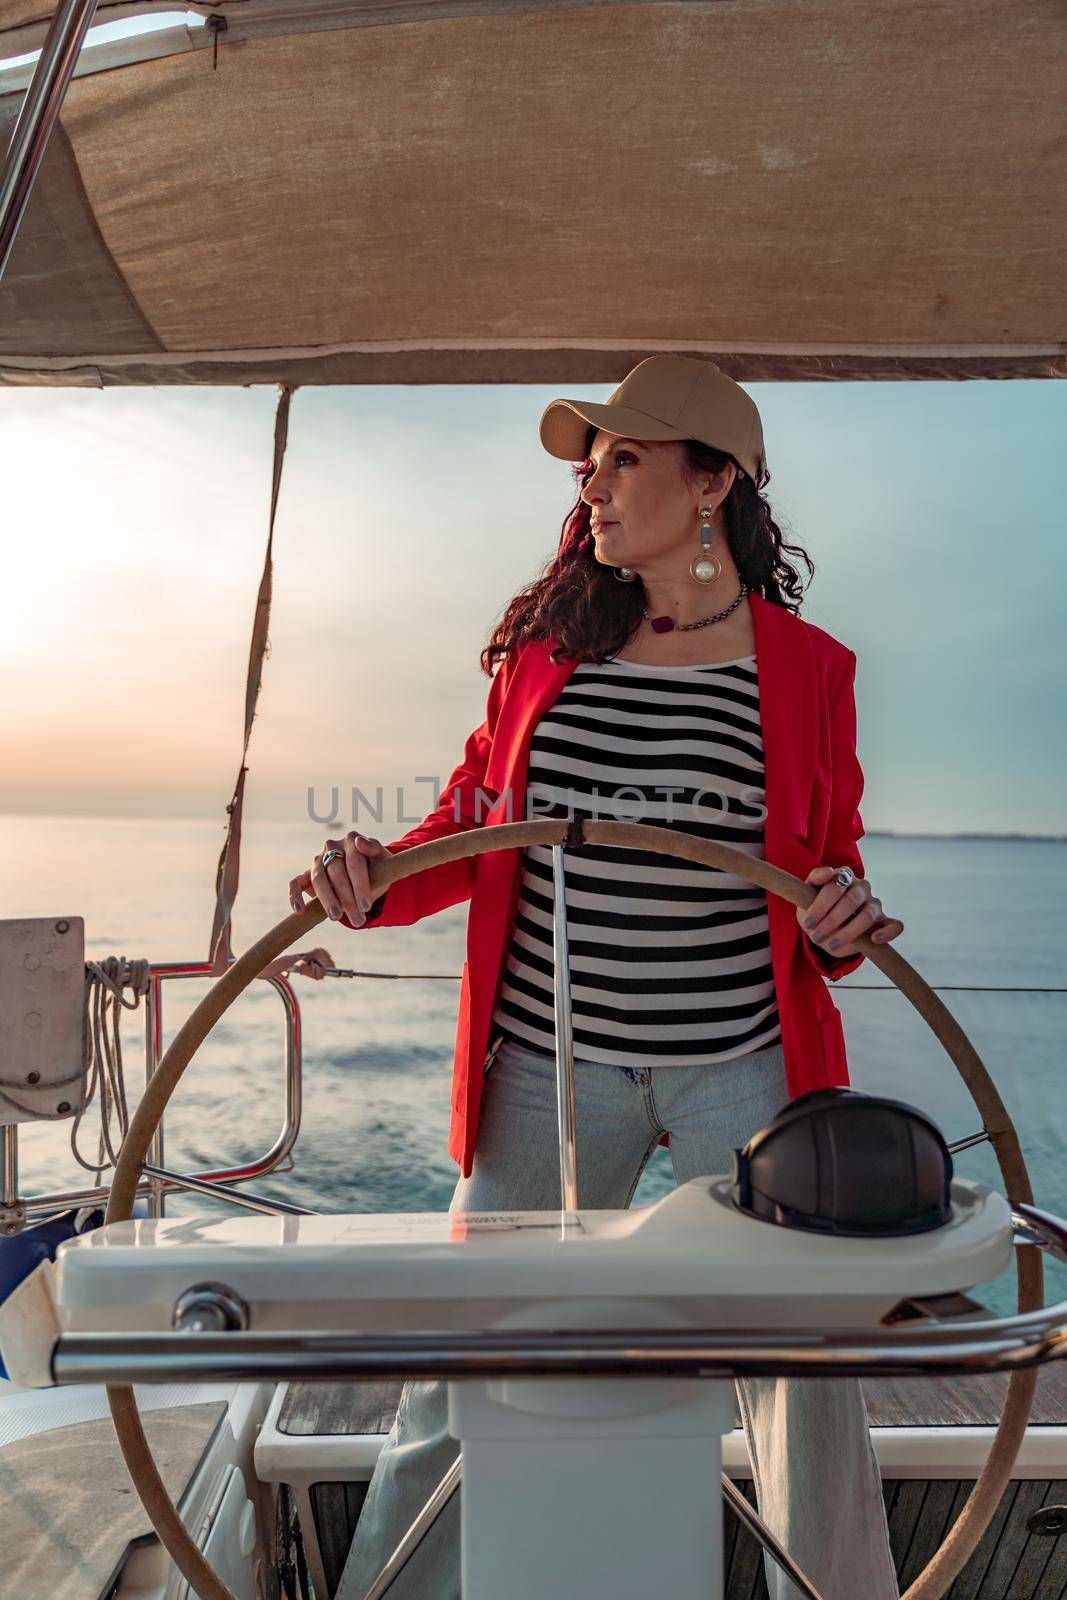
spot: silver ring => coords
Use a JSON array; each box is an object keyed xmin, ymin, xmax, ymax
[
  {"xmin": 833, "ymin": 865, "xmax": 856, "ymax": 890},
  {"xmin": 321, "ymin": 848, "xmax": 345, "ymax": 868}
]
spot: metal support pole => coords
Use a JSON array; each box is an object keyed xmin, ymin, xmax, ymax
[
  {"xmin": 0, "ymin": 1124, "xmax": 23, "ymax": 1236},
  {"xmin": 721, "ymin": 1474, "xmax": 823, "ymax": 1599},
  {"xmin": 550, "ymin": 843, "xmax": 579, "ymax": 1215},
  {"xmin": 142, "ymin": 1163, "xmax": 314, "ymax": 1219},
  {"xmin": 948, "ymin": 1129, "xmax": 992, "ymax": 1155},
  {"xmin": 145, "ymin": 974, "xmax": 165, "ymax": 1218},
  {"xmin": 0, "ymin": 0, "xmax": 100, "ymax": 281},
  {"xmin": 1, "ymin": 1124, "xmax": 17, "ymax": 1206},
  {"xmin": 360, "ymin": 1454, "xmax": 462, "ymax": 1600}
]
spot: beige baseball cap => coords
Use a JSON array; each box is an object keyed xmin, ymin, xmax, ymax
[{"xmin": 539, "ymin": 354, "xmax": 767, "ymax": 482}]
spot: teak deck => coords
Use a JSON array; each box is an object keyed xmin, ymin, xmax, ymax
[
  {"xmin": 279, "ymin": 1374, "xmax": 1067, "ymax": 1598},
  {"xmin": 278, "ymin": 1366, "xmax": 1067, "ymax": 1435}
]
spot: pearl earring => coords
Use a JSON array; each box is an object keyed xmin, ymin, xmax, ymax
[{"xmin": 690, "ymin": 506, "xmax": 721, "ymax": 585}]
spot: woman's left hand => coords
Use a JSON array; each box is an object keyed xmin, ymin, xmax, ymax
[{"xmin": 797, "ymin": 867, "xmax": 904, "ymax": 956}]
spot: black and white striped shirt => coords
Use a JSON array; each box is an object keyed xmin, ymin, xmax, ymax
[{"xmin": 490, "ymin": 653, "xmax": 782, "ymax": 1066}]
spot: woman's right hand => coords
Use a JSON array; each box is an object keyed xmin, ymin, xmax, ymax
[{"xmin": 289, "ymin": 832, "xmax": 390, "ymax": 926}]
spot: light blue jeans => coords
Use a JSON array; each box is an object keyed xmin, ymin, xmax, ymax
[{"xmin": 337, "ymin": 1034, "xmax": 899, "ymax": 1600}]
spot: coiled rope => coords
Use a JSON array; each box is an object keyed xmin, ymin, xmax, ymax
[
  {"xmin": 70, "ymin": 957, "xmax": 152, "ymax": 1182},
  {"xmin": 0, "ymin": 955, "xmax": 151, "ymax": 1193}
]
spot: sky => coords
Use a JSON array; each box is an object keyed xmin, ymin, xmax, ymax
[
  {"xmin": 2, "ymin": 14, "xmax": 1065, "ymax": 839},
  {"xmin": 1, "ymin": 377, "xmax": 1064, "ymax": 838}
]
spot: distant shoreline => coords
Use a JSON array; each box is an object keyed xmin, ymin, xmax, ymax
[
  {"xmin": 867, "ymin": 830, "xmax": 1066, "ymax": 843},
  {"xmin": 1, "ymin": 813, "xmax": 1065, "ymax": 842}
]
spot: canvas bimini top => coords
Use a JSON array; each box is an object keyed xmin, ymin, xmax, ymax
[{"xmin": 0, "ymin": 0, "xmax": 1064, "ymax": 389}]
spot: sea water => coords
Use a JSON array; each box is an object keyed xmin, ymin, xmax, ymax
[{"xmin": 2, "ymin": 816, "xmax": 1064, "ymax": 1317}]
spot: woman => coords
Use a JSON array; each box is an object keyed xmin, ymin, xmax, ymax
[{"xmin": 290, "ymin": 355, "xmax": 905, "ymax": 1600}]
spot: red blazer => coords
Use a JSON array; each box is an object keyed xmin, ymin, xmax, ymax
[{"xmin": 344, "ymin": 592, "xmax": 867, "ymax": 1178}]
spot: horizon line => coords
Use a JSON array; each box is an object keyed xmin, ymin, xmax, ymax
[{"xmin": 0, "ymin": 812, "xmax": 1064, "ymax": 843}]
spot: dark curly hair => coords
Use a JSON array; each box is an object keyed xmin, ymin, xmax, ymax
[{"xmin": 482, "ymin": 426, "xmax": 813, "ymax": 675}]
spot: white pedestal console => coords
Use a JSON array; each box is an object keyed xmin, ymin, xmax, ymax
[
  {"xmin": 451, "ymin": 1375, "xmax": 736, "ymax": 1599},
  {"xmin": 54, "ymin": 1176, "xmax": 1013, "ymax": 1600}
]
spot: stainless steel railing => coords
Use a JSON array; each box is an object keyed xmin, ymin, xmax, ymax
[
  {"xmin": 47, "ymin": 1234, "xmax": 1067, "ymax": 1389},
  {"xmin": 1, "ymin": 960, "xmax": 303, "ymax": 1227}
]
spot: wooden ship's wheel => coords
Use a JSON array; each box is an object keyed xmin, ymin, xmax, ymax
[{"xmin": 101, "ymin": 822, "xmax": 1046, "ymax": 1600}]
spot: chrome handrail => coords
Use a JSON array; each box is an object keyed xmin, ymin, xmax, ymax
[
  {"xmin": 49, "ymin": 1289, "xmax": 1067, "ymax": 1388},
  {"xmin": 15, "ymin": 961, "xmax": 303, "ymax": 1220}
]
